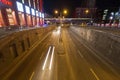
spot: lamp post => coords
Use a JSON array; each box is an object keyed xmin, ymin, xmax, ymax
[
  {"xmin": 85, "ymin": 9, "xmax": 92, "ymax": 25},
  {"xmin": 54, "ymin": 9, "xmax": 68, "ymax": 26}
]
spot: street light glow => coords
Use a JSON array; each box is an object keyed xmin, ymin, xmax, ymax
[
  {"xmin": 85, "ymin": 9, "xmax": 89, "ymax": 14},
  {"xmin": 55, "ymin": 10, "xmax": 58, "ymax": 14},
  {"xmin": 63, "ymin": 10, "xmax": 67, "ymax": 14}
]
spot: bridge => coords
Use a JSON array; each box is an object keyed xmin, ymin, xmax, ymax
[
  {"xmin": 45, "ymin": 18, "xmax": 91, "ymax": 24},
  {"xmin": 45, "ymin": 18, "xmax": 91, "ymax": 21}
]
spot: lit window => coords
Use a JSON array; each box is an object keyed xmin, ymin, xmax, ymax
[
  {"xmin": 31, "ymin": 8, "xmax": 35, "ymax": 16},
  {"xmin": 36, "ymin": 11, "xmax": 39, "ymax": 17},
  {"xmin": 22, "ymin": 0, "xmax": 24, "ymax": 3},
  {"xmin": 28, "ymin": 0, "xmax": 31, "ymax": 6},
  {"xmin": 42, "ymin": 13, "xmax": 44, "ymax": 18},
  {"xmin": 16, "ymin": 1, "xmax": 24, "ymax": 12},
  {"xmin": 25, "ymin": 6, "xmax": 30, "ymax": 14},
  {"xmin": 39, "ymin": 12, "xmax": 42, "ymax": 17}
]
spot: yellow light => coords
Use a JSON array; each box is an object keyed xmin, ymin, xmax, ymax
[
  {"xmin": 63, "ymin": 10, "xmax": 67, "ymax": 14},
  {"xmin": 85, "ymin": 9, "xmax": 89, "ymax": 14},
  {"xmin": 55, "ymin": 10, "xmax": 58, "ymax": 14}
]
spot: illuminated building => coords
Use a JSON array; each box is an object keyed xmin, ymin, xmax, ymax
[
  {"xmin": 75, "ymin": 0, "xmax": 96, "ymax": 18},
  {"xmin": 0, "ymin": 0, "xmax": 18, "ymax": 27},
  {"xmin": 0, "ymin": 0, "xmax": 44, "ymax": 28},
  {"xmin": 75, "ymin": 8, "xmax": 96, "ymax": 18}
]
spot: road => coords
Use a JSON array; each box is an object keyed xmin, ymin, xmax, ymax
[{"xmin": 4, "ymin": 26, "xmax": 120, "ymax": 80}]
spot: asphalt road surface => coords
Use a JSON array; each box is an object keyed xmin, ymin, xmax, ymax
[{"xmin": 5, "ymin": 27, "xmax": 120, "ymax": 80}]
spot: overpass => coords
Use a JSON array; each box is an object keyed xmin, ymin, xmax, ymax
[
  {"xmin": 45, "ymin": 18, "xmax": 91, "ymax": 21},
  {"xmin": 45, "ymin": 18, "xmax": 91, "ymax": 24}
]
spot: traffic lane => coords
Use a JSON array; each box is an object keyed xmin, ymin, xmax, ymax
[
  {"xmin": 32, "ymin": 46, "xmax": 56, "ymax": 80},
  {"xmin": 56, "ymin": 28, "xmax": 97, "ymax": 80},
  {"xmin": 55, "ymin": 28, "xmax": 76, "ymax": 80},
  {"xmin": 31, "ymin": 28, "xmax": 60, "ymax": 80},
  {"xmin": 30, "ymin": 28, "xmax": 79, "ymax": 80},
  {"xmin": 68, "ymin": 28, "xmax": 120, "ymax": 80}
]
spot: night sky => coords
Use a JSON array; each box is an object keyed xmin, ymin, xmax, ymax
[{"xmin": 43, "ymin": 0, "xmax": 120, "ymax": 17}]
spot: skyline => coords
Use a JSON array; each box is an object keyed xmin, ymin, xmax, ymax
[{"xmin": 43, "ymin": 0, "xmax": 120, "ymax": 17}]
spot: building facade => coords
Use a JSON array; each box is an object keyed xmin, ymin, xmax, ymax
[
  {"xmin": 77, "ymin": 0, "xmax": 96, "ymax": 19},
  {"xmin": 81, "ymin": 0, "xmax": 96, "ymax": 8},
  {"xmin": 0, "ymin": 0, "xmax": 44, "ymax": 28},
  {"xmin": 75, "ymin": 8, "xmax": 96, "ymax": 18}
]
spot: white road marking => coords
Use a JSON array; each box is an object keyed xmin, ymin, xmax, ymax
[
  {"xmin": 29, "ymin": 72, "xmax": 35, "ymax": 80},
  {"xmin": 90, "ymin": 68, "xmax": 100, "ymax": 80},
  {"xmin": 42, "ymin": 46, "xmax": 51, "ymax": 70},
  {"xmin": 49, "ymin": 46, "xmax": 55, "ymax": 70},
  {"xmin": 78, "ymin": 50, "xmax": 84, "ymax": 58}
]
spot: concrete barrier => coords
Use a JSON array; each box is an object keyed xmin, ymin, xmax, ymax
[{"xmin": 71, "ymin": 27, "xmax": 120, "ymax": 69}]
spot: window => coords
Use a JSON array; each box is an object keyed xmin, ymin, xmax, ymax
[{"xmin": 6, "ymin": 8, "xmax": 15, "ymax": 25}]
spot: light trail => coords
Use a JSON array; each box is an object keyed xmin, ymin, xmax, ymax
[
  {"xmin": 49, "ymin": 46, "xmax": 55, "ymax": 70},
  {"xmin": 29, "ymin": 72, "xmax": 35, "ymax": 80},
  {"xmin": 90, "ymin": 68, "xmax": 100, "ymax": 80},
  {"xmin": 42, "ymin": 46, "xmax": 51, "ymax": 70}
]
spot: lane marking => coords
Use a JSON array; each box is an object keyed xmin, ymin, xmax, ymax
[
  {"xmin": 42, "ymin": 46, "xmax": 51, "ymax": 70},
  {"xmin": 29, "ymin": 72, "xmax": 35, "ymax": 80},
  {"xmin": 78, "ymin": 50, "xmax": 84, "ymax": 58},
  {"xmin": 90, "ymin": 68, "xmax": 100, "ymax": 80},
  {"xmin": 49, "ymin": 46, "xmax": 55, "ymax": 70},
  {"xmin": 40, "ymin": 52, "xmax": 44, "ymax": 60}
]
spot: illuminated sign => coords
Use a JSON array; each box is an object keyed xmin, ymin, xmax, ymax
[
  {"xmin": 25, "ymin": 5, "xmax": 30, "ymax": 14},
  {"xmin": 36, "ymin": 11, "xmax": 39, "ymax": 17},
  {"xmin": 31, "ymin": 8, "xmax": 35, "ymax": 16},
  {"xmin": 42, "ymin": 13, "xmax": 44, "ymax": 18},
  {"xmin": 39, "ymin": 12, "xmax": 41, "ymax": 17},
  {"xmin": 0, "ymin": 0, "xmax": 12, "ymax": 6},
  {"xmin": 16, "ymin": 1, "xmax": 24, "ymax": 12}
]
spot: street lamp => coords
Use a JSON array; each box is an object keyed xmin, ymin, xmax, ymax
[
  {"xmin": 54, "ymin": 9, "xmax": 68, "ymax": 17},
  {"xmin": 85, "ymin": 9, "xmax": 89, "ymax": 14},
  {"xmin": 55, "ymin": 10, "xmax": 58, "ymax": 14},
  {"xmin": 63, "ymin": 10, "xmax": 68, "ymax": 15}
]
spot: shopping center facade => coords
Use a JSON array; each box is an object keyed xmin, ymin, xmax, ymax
[{"xmin": 0, "ymin": 0, "xmax": 44, "ymax": 28}]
